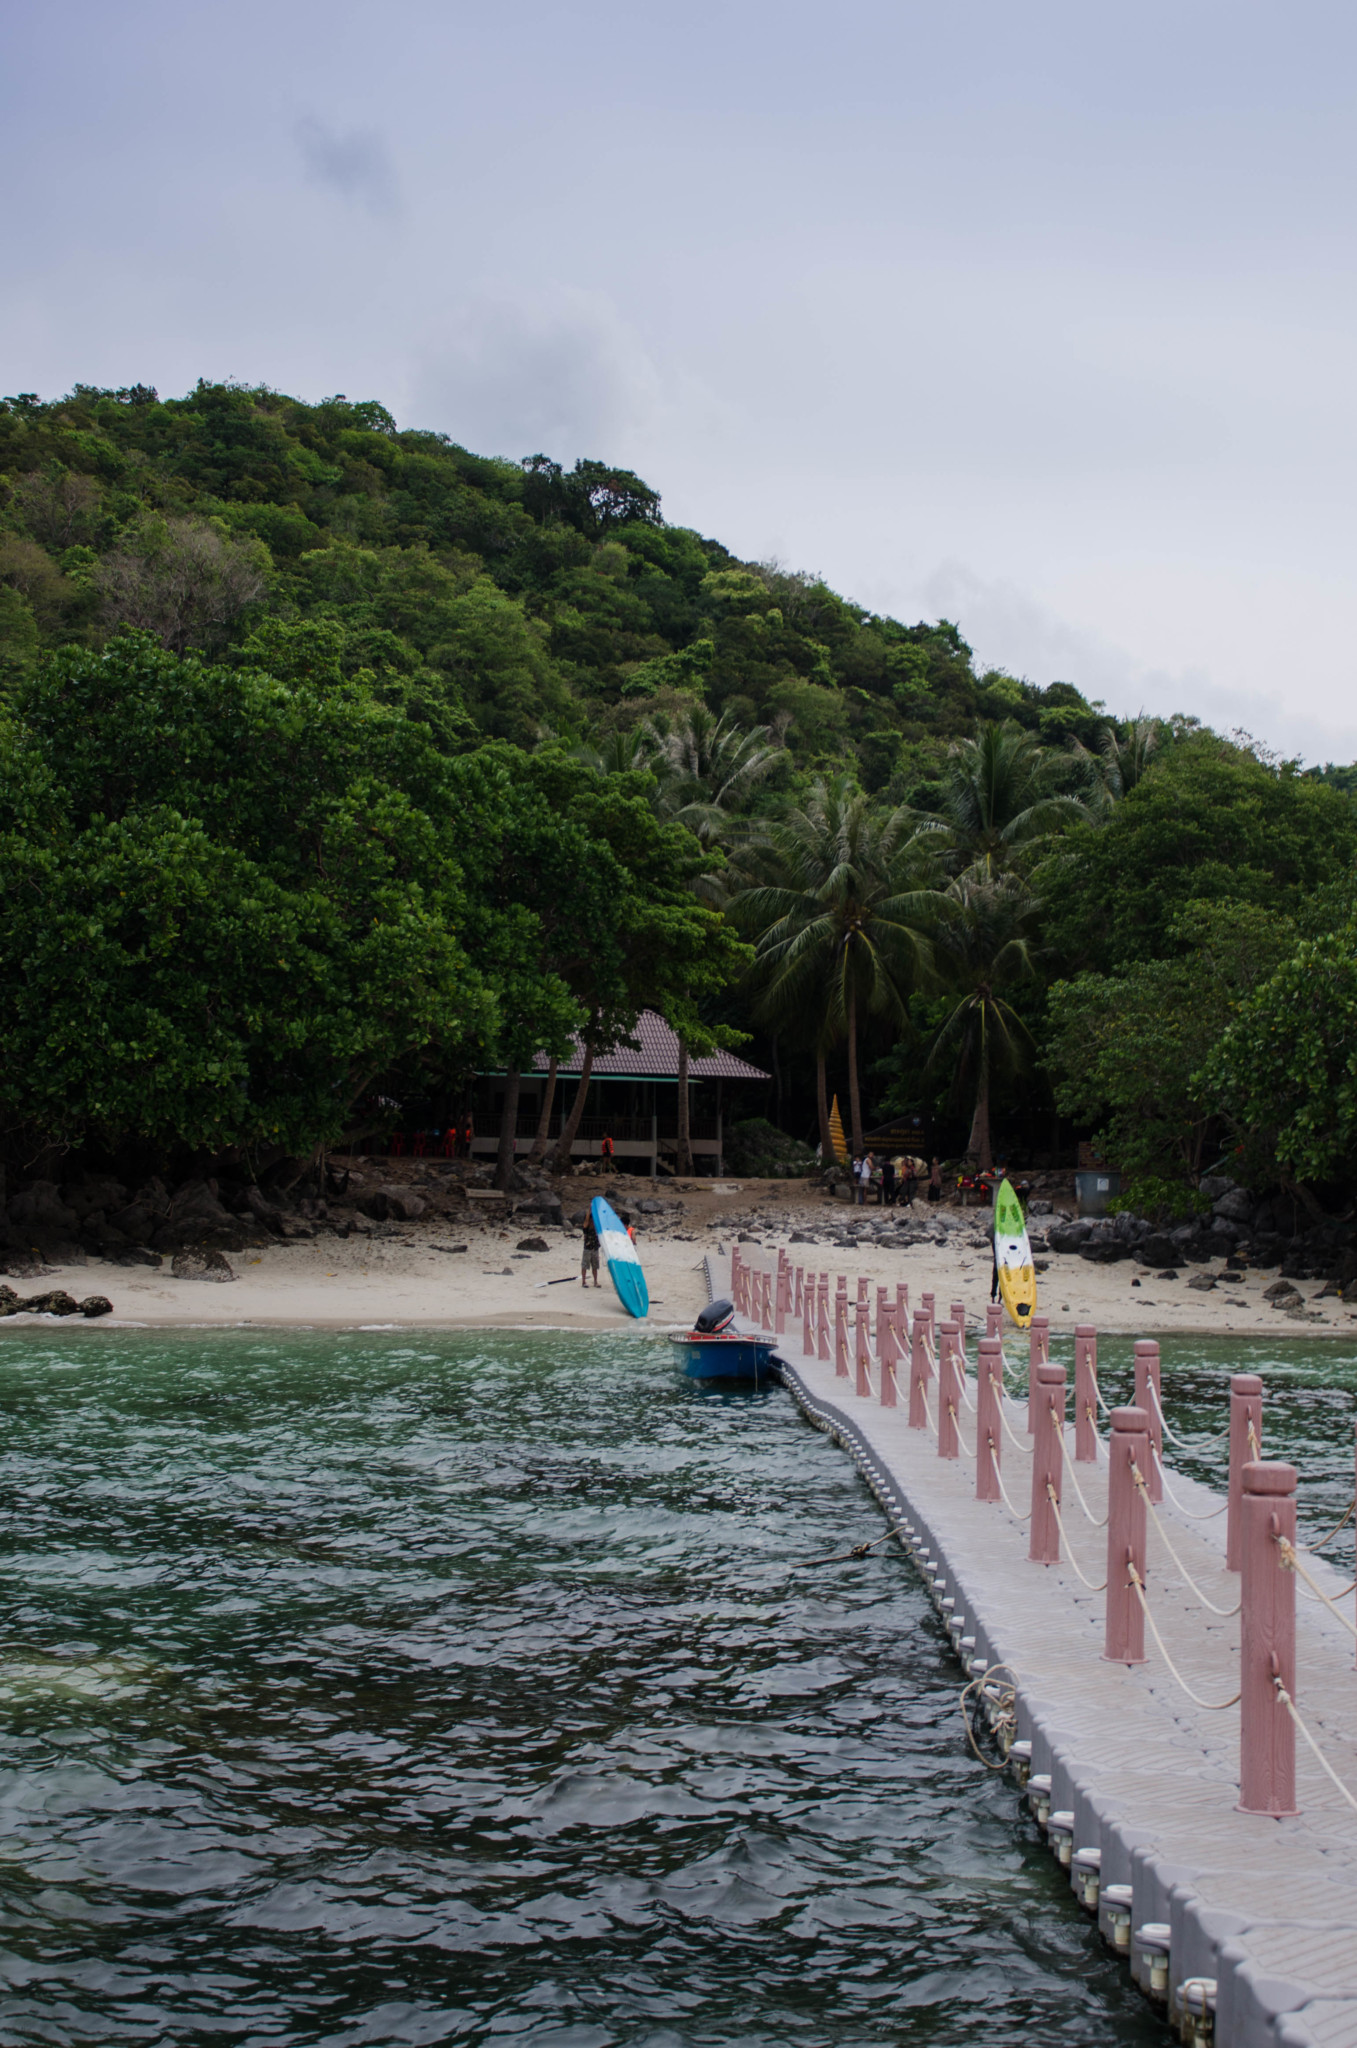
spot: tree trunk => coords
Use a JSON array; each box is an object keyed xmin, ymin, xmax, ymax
[
  {"xmin": 816, "ymin": 1047, "xmax": 833, "ymax": 1162},
  {"xmin": 966, "ymin": 1055, "xmax": 992, "ymax": 1173},
  {"xmin": 528, "ymin": 1055, "xmax": 558, "ymax": 1162},
  {"xmin": 547, "ymin": 1044, "xmax": 595, "ymax": 1175},
  {"xmin": 676, "ymin": 1038, "xmax": 692, "ymax": 1175},
  {"xmin": 847, "ymin": 988, "xmax": 863, "ymax": 1156},
  {"xmin": 494, "ymin": 1065, "xmax": 522, "ymax": 1191}
]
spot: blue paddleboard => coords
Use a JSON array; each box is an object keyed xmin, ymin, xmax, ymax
[{"xmin": 591, "ymin": 1196, "xmax": 649, "ymax": 1319}]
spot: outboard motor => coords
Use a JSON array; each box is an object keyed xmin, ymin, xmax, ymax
[{"xmin": 694, "ymin": 1298, "xmax": 736, "ymax": 1336}]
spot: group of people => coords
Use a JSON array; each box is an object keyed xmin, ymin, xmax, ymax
[{"xmin": 849, "ymin": 1152, "xmax": 944, "ymax": 1206}]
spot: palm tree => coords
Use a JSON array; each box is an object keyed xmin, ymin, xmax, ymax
[
  {"xmin": 1069, "ymin": 715, "xmax": 1163, "ymax": 812},
  {"xmin": 926, "ymin": 874, "xmax": 1041, "ymax": 1171},
  {"xmin": 731, "ymin": 777, "xmax": 943, "ymax": 1156},
  {"xmin": 642, "ymin": 704, "xmax": 783, "ymax": 846},
  {"xmin": 920, "ymin": 720, "xmax": 1089, "ymax": 878}
]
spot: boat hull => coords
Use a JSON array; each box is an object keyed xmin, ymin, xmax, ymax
[{"xmin": 670, "ymin": 1334, "xmax": 777, "ymax": 1380}]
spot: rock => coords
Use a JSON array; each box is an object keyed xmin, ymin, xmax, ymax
[
  {"xmin": 0, "ymin": 1285, "xmax": 18, "ymax": 1314},
  {"xmin": 1048, "ymin": 1218, "xmax": 1093, "ymax": 1253},
  {"xmin": 6, "ymin": 1181, "xmax": 79, "ymax": 1233},
  {"xmin": 170, "ymin": 1248, "xmax": 237, "ymax": 1282},
  {"xmin": 1136, "ymin": 1233, "xmax": 1179, "ymax": 1267},
  {"xmin": 737, "ymin": 1233, "xmax": 761, "ymax": 1244},
  {"xmin": 14, "ymin": 1289, "xmax": 82, "ymax": 1315},
  {"xmin": 1080, "ymin": 1242, "xmax": 1127, "ymax": 1263},
  {"xmin": 112, "ymin": 1246, "xmax": 163, "ymax": 1268},
  {"xmin": 357, "ymin": 1185, "xmax": 427, "ymax": 1223},
  {"xmin": 1202, "ymin": 1229, "xmax": 1238, "ymax": 1260},
  {"xmin": 569, "ymin": 1209, "xmax": 590, "ymax": 1231},
  {"xmin": 61, "ymin": 1176, "xmax": 128, "ymax": 1221},
  {"xmin": 79, "ymin": 1295, "xmax": 113, "ymax": 1317},
  {"xmin": 1028, "ymin": 1199, "xmax": 1053, "ymax": 1215},
  {"xmin": 1213, "ymin": 1186, "xmax": 1254, "ymax": 1224},
  {"xmin": 108, "ymin": 1201, "xmax": 161, "ymax": 1243},
  {"xmin": 1198, "ymin": 1174, "xmax": 1238, "ymax": 1201},
  {"xmin": 1155, "ymin": 1269, "xmax": 1179, "ymax": 1280},
  {"xmin": 1342, "ymin": 1279, "xmax": 1357, "ymax": 1305},
  {"xmin": 516, "ymin": 1236, "xmax": 549, "ymax": 1253},
  {"xmin": 245, "ymin": 1185, "xmax": 290, "ymax": 1234},
  {"xmin": 1112, "ymin": 1211, "xmax": 1143, "ymax": 1244},
  {"xmin": 1264, "ymin": 1279, "xmax": 1303, "ymax": 1305},
  {"xmin": 1187, "ymin": 1271, "xmax": 1218, "ymax": 1291}
]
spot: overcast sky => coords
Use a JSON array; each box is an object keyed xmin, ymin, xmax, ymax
[{"xmin": 4, "ymin": 0, "xmax": 1356, "ymax": 759}]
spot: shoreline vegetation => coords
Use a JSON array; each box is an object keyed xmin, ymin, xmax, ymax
[{"xmin": 3, "ymin": 380, "xmax": 1357, "ymax": 1280}]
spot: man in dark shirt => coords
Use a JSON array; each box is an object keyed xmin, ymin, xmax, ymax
[{"xmin": 581, "ymin": 1214, "xmax": 601, "ymax": 1287}]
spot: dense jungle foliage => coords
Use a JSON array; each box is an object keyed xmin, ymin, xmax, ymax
[{"xmin": 3, "ymin": 378, "xmax": 1357, "ymax": 1208}]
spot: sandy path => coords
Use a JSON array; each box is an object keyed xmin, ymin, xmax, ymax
[{"xmin": 5, "ymin": 1180, "xmax": 1356, "ymax": 1343}]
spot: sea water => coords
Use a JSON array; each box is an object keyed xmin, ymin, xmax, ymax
[{"xmin": 3, "ymin": 1325, "xmax": 1348, "ymax": 2047}]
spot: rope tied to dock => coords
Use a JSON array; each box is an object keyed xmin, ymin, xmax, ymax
[
  {"xmin": 1126, "ymin": 1564, "xmax": 1242, "ymax": 1711},
  {"xmin": 1272, "ymin": 1680, "xmax": 1357, "ymax": 1816},
  {"xmin": 948, "ymin": 1400, "xmax": 976, "ymax": 1461},
  {"xmin": 959, "ymin": 1662, "xmax": 1019, "ymax": 1770},
  {"xmin": 1132, "ymin": 1464, "xmax": 1242, "ymax": 1618},
  {"xmin": 990, "ymin": 1373, "xmax": 1029, "ymax": 1454},
  {"xmin": 1050, "ymin": 1408, "xmax": 1109, "ymax": 1527},
  {"xmin": 802, "ymin": 1525, "xmax": 910, "ymax": 1568},
  {"xmin": 1045, "ymin": 1483, "xmax": 1107, "ymax": 1592},
  {"xmin": 1275, "ymin": 1535, "xmax": 1357, "ymax": 1640}
]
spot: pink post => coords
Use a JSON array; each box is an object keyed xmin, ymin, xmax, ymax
[
  {"xmin": 921, "ymin": 1290, "xmax": 935, "ymax": 1335},
  {"xmin": 909, "ymin": 1316, "xmax": 931, "ymax": 1429},
  {"xmin": 730, "ymin": 1245, "xmax": 741, "ymax": 1311},
  {"xmin": 1238, "ymin": 1461, "xmax": 1298, "ymax": 1817},
  {"xmin": 1028, "ymin": 1360, "xmax": 1065, "ymax": 1563},
  {"xmin": 876, "ymin": 1286, "xmax": 889, "ymax": 1352},
  {"xmin": 1026, "ymin": 1314, "xmax": 1051, "ymax": 1430},
  {"xmin": 761, "ymin": 1269, "xmax": 774, "ymax": 1333},
  {"xmin": 834, "ymin": 1291, "xmax": 850, "ymax": 1377},
  {"xmin": 817, "ymin": 1278, "xmax": 831, "ymax": 1363},
  {"xmin": 1103, "ymin": 1406, "xmax": 1149, "ymax": 1663},
  {"xmin": 802, "ymin": 1276, "xmax": 815, "ymax": 1357},
  {"xmin": 1226, "ymin": 1373, "xmax": 1265, "ymax": 1572},
  {"xmin": 879, "ymin": 1305, "xmax": 898, "ymax": 1406},
  {"xmin": 1133, "ymin": 1340, "xmax": 1163, "ymax": 1503},
  {"xmin": 976, "ymin": 1337, "xmax": 1003, "ymax": 1502},
  {"xmin": 985, "ymin": 1302, "xmax": 1003, "ymax": 1340},
  {"xmin": 794, "ymin": 1265, "xmax": 803, "ymax": 1321},
  {"xmin": 854, "ymin": 1296, "xmax": 873, "ymax": 1397},
  {"xmin": 895, "ymin": 1282, "xmax": 909, "ymax": 1329},
  {"xmin": 775, "ymin": 1253, "xmax": 788, "ymax": 1336},
  {"xmin": 950, "ymin": 1300, "xmax": 967, "ymax": 1352},
  {"xmin": 937, "ymin": 1323, "xmax": 960, "ymax": 1459},
  {"xmin": 1074, "ymin": 1325, "xmax": 1099, "ymax": 1464}
]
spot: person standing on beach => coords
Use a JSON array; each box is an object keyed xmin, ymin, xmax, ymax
[
  {"xmin": 581, "ymin": 1212, "xmax": 602, "ymax": 1288},
  {"xmin": 880, "ymin": 1155, "xmax": 896, "ymax": 1206},
  {"xmin": 986, "ymin": 1161, "xmax": 1009, "ymax": 1302}
]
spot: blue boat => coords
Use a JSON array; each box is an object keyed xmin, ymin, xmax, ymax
[{"xmin": 670, "ymin": 1299, "xmax": 778, "ymax": 1381}]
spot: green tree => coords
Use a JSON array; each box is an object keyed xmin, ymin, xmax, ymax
[
  {"xmin": 926, "ymin": 875, "xmax": 1042, "ymax": 1171},
  {"xmin": 1044, "ymin": 901, "xmax": 1296, "ymax": 1181},
  {"xmin": 732, "ymin": 776, "xmax": 941, "ymax": 1155},
  {"xmin": 919, "ymin": 719, "xmax": 1088, "ymax": 878}
]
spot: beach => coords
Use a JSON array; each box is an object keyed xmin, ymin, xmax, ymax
[{"xmin": 8, "ymin": 1176, "xmax": 1355, "ymax": 1340}]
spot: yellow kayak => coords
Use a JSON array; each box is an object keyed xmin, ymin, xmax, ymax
[{"xmin": 993, "ymin": 1178, "xmax": 1036, "ymax": 1327}]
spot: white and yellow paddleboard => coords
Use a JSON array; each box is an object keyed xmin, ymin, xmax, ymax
[{"xmin": 993, "ymin": 1178, "xmax": 1036, "ymax": 1327}]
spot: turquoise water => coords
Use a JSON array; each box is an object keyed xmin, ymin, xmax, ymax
[{"xmin": 2, "ymin": 1326, "xmax": 1348, "ymax": 2048}]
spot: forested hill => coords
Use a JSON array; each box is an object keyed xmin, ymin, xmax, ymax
[{"xmin": 0, "ymin": 378, "xmax": 1103, "ymax": 791}]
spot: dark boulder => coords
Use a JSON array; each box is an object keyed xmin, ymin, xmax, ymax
[
  {"xmin": 1048, "ymin": 1218, "xmax": 1092, "ymax": 1253},
  {"xmin": 79, "ymin": 1295, "xmax": 113, "ymax": 1317},
  {"xmin": 171, "ymin": 1248, "xmax": 236, "ymax": 1282},
  {"xmin": 516, "ymin": 1236, "xmax": 550, "ymax": 1253},
  {"xmin": 1080, "ymin": 1241, "xmax": 1128, "ymax": 1263},
  {"xmin": 1136, "ymin": 1233, "xmax": 1179, "ymax": 1268},
  {"xmin": 1213, "ymin": 1186, "xmax": 1254, "ymax": 1225}
]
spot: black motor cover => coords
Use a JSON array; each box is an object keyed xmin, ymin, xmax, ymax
[{"xmin": 695, "ymin": 1298, "xmax": 736, "ymax": 1335}]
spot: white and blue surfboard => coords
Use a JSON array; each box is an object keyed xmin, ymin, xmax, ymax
[{"xmin": 591, "ymin": 1195, "xmax": 649, "ymax": 1319}]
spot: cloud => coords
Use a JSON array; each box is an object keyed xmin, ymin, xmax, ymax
[
  {"xmin": 914, "ymin": 561, "xmax": 1357, "ymax": 766},
  {"xmin": 407, "ymin": 291, "xmax": 675, "ymax": 465},
  {"xmin": 295, "ymin": 117, "xmax": 398, "ymax": 214}
]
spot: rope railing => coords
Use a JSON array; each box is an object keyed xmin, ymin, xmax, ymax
[
  {"xmin": 990, "ymin": 1373, "xmax": 1030, "ymax": 1454},
  {"xmin": 993, "ymin": 1443, "xmax": 1032, "ymax": 1523},
  {"xmin": 1132, "ymin": 1465, "xmax": 1242, "ymax": 1618},
  {"xmin": 1151, "ymin": 1444, "xmax": 1229, "ymax": 1521},
  {"xmin": 1046, "ymin": 1483, "xmax": 1107, "ymax": 1592},
  {"xmin": 1147, "ymin": 1377, "xmax": 1231, "ymax": 1453},
  {"xmin": 1307, "ymin": 1494, "xmax": 1357, "ymax": 1553},
  {"xmin": 1050, "ymin": 1409, "xmax": 1108, "ymax": 1527},
  {"xmin": 1276, "ymin": 1536, "xmax": 1357, "ymax": 1641},
  {"xmin": 949, "ymin": 1399, "xmax": 976, "ymax": 1461},
  {"xmin": 1127, "ymin": 1565, "xmax": 1241, "ymax": 1710},
  {"xmin": 1273, "ymin": 1681, "xmax": 1357, "ymax": 1816}
]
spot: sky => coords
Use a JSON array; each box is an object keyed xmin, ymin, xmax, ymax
[{"xmin": 4, "ymin": 0, "xmax": 1357, "ymax": 760}]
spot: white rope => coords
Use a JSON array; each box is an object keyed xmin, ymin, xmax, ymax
[
  {"xmin": 1133, "ymin": 1467, "xmax": 1241, "ymax": 1617},
  {"xmin": 1128, "ymin": 1567, "xmax": 1241, "ymax": 1710},
  {"xmin": 1047, "ymin": 1484, "xmax": 1107, "ymax": 1592},
  {"xmin": 993, "ymin": 1446, "xmax": 1032, "ymax": 1523},
  {"xmin": 1051, "ymin": 1410, "xmax": 1109, "ymax": 1528},
  {"xmin": 1151, "ymin": 1445, "xmax": 1230, "ymax": 1521},
  {"xmin": 990, "ymin": 1373, "xmax": 1030, "ymax": 1453},
  {"xmin": 948, "ymin": 1400, "xmax": 976, "ymax": 1461},
  {"xmin": 1147, "ymin": 1377, "xmax": 1230, "ymax": 1452},
  {"xmin": 1307, "ymin": 1495, "xmax": 1357, "ymax": 1553},
  {"xmin": 1277, "ymin": 1537, "xmax": 1357, "ymax": 1641},
  {"xmin": 1274, "ymin": 1683, "xmax": 1357, "ymax": 1815}
]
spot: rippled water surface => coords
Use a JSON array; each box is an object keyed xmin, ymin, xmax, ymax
[{"xmin": 9, "ymin": 1325, "xmax": 1348, "ymax": 2047}]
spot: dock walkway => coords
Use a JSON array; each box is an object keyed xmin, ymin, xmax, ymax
[{"xmin": 717, "ymin": 1251, "xmax": 1357, "ymax": 2047}]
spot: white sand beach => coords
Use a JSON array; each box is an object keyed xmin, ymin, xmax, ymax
[{"xmin": 8, "ymin": 1176, "xmax": 1355, "ymax": 1343}]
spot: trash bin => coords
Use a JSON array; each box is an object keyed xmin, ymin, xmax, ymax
[{"xmin": 1075, "ymin": 1170, "xmax": 1120, "ymax": 1217}]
